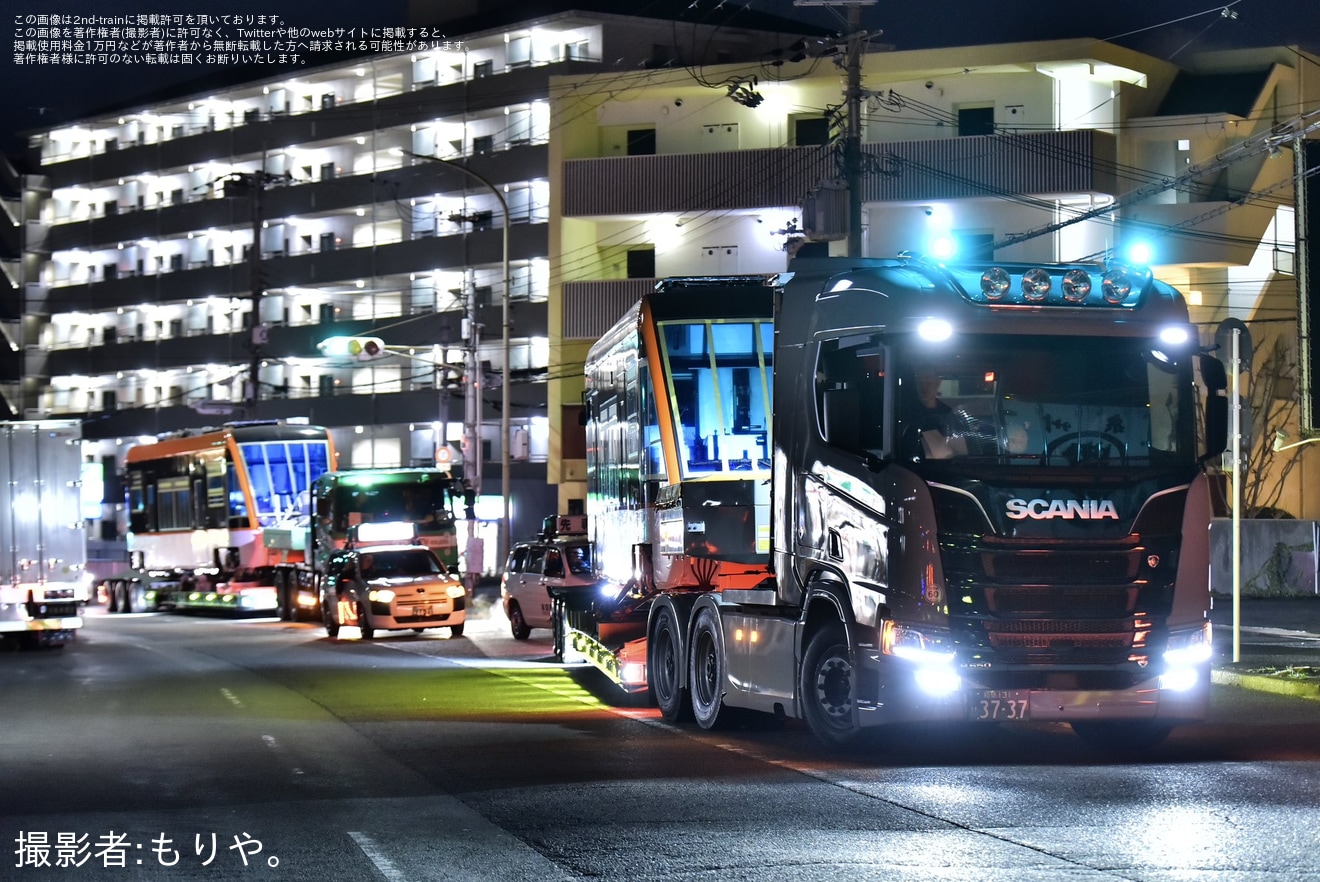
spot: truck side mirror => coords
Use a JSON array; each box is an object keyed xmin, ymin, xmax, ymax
[{"xmin": 1199, "ymin": 353, "xmax": 1227, "ymax": 392}]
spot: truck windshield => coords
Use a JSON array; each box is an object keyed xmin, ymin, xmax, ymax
[
  {"xmin": 327, "ymin": 480, "xmax": 455, "ymax": 534},
  {"xmin": 660, "ymin": 319, "xmax": 774, "ymax": 478},
  {"xmin": 239, "ymin": 439, "xmax": 332, "ymax": 527},
  {"xmin": 893, "ymin": 334, "xmax": 1195, "ymax": 467}
]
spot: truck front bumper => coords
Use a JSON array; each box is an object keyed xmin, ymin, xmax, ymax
[{"xmin": 857, "ymin": 651, "xmax": 1211, "ymax": 727}]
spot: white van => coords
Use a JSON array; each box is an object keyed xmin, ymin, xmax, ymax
[{"xmin": 500, "ymin": 518, "xmax": 595, "ymax": 640}]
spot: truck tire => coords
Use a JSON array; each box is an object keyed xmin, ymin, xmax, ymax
[
  {"xmin": 689, "ymin": 607, "xmax": 728, "ymax": 729},
  {"xmin": 800, "ymin": 624, "xmax": 861, "ymax": 748},
  {"xmin": 105, "ymin": 581, "xmax": 119, "ymax": 613},
  {"xmin": 508, "ymin": 602, "xmax": 531, "ymax": 640},
  {"xmin": 650, "ymin": 606, "xmax": 692, "ymax": 723},
  {"xmin": 357, "ymin": 603, "xmax": 374, "ymax": 640},
  {"xmin": 118, "ymin": 581, "xmax": 133, "ymax": 614}
]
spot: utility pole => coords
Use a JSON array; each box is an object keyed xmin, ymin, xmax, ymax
[
  {"xmin": 843, "ymin": 4, "xmax": 867, "ymax": 258},
  {"xmin": 1297, "ymin": 138, "xmax": 1315, "ymax": 432},
  {"xmin": 400, "ymin": 148, "xmax": 512, "ymax": 568},
  {"xmin": 462, "ymin": 280, "xmax": 483, "ymax": 495},
  {"xmin": 796, "ymin": 0, "xmax": 874, "ymax": 257},
  {"xmin": 226, "ymin": 161, "xmax": 284, "ymax": 411}
]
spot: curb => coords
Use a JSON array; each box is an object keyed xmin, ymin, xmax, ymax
[{"xmin": 1212, "ymin": 668, "xmax": 1320, "ymax": 701}]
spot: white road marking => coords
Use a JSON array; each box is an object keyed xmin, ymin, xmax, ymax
[{"xmin": 349, "ymin": 832, "xmax": 409, "ymax": 882}]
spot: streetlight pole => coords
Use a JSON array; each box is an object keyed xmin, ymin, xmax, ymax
[{"xmin": 403, "ymin": 150, "xmax": 511, "ymax": 567}]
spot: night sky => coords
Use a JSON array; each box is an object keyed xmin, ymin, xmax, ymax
[{"xmin": 5, "ymin": 0, "xmax": 1320, "ymax": 159}]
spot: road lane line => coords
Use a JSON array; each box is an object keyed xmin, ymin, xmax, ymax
[{"xmin": 349, "ymin": 832, "xmax": 409, "ymax": 882}]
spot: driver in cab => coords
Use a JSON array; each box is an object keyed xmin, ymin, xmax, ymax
[{"xmin": 909, "ymin": 365, "xmax": 967, "ymax": 459}]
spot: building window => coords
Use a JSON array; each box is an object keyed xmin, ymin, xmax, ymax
[
  {"xmin": 958, "ymin": 106, "xmax": 995, "ymax": 137},
  {"xmin": 627, "ymin": 248, "xmax": 655, "ymax": 279},
  {"xmin": 626, "ymin": 129, "xmax": 656, "ymax": 156},
  {"xmin": 794, "ymin": 116, "xmax": 830, "ymax": 146}
]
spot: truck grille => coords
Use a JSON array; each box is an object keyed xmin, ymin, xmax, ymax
[
  {"xmin": 984, "ymin": 618, "xmax": 1134, "ymax": 650},
  {"xmin": 945, "ymin": 535, "xmax": 1171, "ymax": 677},
  {"xmin": 982, "ymin": 549, "xmax": 1138, "ymax": 582},
  {"xmin": 985, "ymin": 586, "xmax": 1137, "ymax": 615}
]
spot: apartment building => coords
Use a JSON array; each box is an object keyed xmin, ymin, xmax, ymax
[
  {"xmin": 17, "ymin": 10, "xmax": 810, "ymax": 569},
  {"xmin": 549, "ymin": 38, "xmax": 1319, "ymax": 517}
]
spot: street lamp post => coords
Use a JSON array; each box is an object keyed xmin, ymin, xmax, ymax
[{"xmin": 402, "ymin": 150, "xmax": 512, "ymax": 570}]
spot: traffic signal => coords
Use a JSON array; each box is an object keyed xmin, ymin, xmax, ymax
[{"xmin": 317, "ymin": 335, "xmax": 387, "ymax": 361}]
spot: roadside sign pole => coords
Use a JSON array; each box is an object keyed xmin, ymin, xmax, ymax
[{"xmin": 1232, "ymin": 326, "xmax": 1242, "ymax": 663}]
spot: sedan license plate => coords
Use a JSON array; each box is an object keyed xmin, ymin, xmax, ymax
[{"xmin": 970, "ymin": 690, "xmax": 1031, "ymax": 722}]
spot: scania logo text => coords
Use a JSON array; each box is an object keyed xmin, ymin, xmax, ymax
[{"xmin": 1005, "ymin": 498, "xmax": 1119, "ymax": 520}]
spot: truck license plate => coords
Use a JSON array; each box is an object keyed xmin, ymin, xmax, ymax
[{"xmin": 970, "ymin": 691, "xmax": 1031, "ymax": 721}]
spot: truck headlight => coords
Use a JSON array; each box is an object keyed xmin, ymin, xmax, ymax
[
  {"xmin": 1163, "ymin": 622, "xmax": 1213, "ymax": 666},
  {"xmin": 1160, "ymin": 622, "xmax": 1212, "ymax": 692},
  {"xmin": 881, "ymin": 620, "xmax": 960, "ymax": 696}
]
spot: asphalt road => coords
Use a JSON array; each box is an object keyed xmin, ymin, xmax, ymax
[{"xmin": 3, "ymin": 599, "xmax": 1320, "ymax": 881}]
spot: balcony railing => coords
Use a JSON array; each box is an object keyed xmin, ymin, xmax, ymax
[
  {"xmin": 563, "ymin": 130, "xmax": 1118, "ymax": 217},
  {"xmin": 561, "ymin": 279, "xmax": 654, "ymax": 340}
]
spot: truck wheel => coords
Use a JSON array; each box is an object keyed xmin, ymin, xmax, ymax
[
  {"xmin": 508, "ymin": 602, "xmax": 531, "ymax": 640},
  {"xmin": 118, "ymin": 582, "xmax": 133, "ymax": 614},
  {"xmin": 800, "ymin": 624, "xmax": 861, "ymax": 748},
  {"xmin": 105, "ymin": 582, "xmax": 119, "ymax": 613},
  {"xmin": 689, "ymin": 608, "xmax": 728, "ymax": 730},
  {"xmin": 1071, "ymin": 721, "xmax": 1173, "ymax": 753},
  {"xmin": 357, "ymin": 603, "xmax": 374, "ymax": 640},
  {"xmin": 650, "ymin": 606, "xmax": 692, "ymax": 723},
  {"xmin": 323, "ymin": 602, "xmax": 340, "ymax": 638}
]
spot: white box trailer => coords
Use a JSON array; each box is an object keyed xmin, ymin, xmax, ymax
[{"xmin": 0, "ymin": 420, "xmax": 89, "ymax": 646}]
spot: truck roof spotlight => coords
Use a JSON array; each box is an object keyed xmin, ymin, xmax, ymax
[
  {"xmin": 1021, "ymin": 268, "xmax": 1051, "ymax": 302},
  {"xmin": 980, "ymin": 266, "xmax": 1010, "ymax": 300}
]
